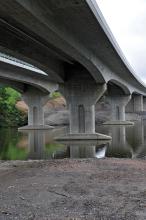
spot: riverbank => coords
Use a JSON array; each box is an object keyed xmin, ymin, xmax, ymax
[{"xmin": 0, "ymin": 158, "xmax": 146, "ymax": 219}]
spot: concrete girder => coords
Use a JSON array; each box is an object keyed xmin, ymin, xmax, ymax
[
  {"xmin": 0, "ymin": 0, "xmax": 105, "ymax": 83},
  {"xmin": 14, "ymin": 0, "xmax": 105, "ymax": 83},
  {"xmin": 0, "ymin": 60, "xmax": 58, "ymax": 94},
  {"xmin": 107, "ymin": 79, "xmax": 131, "ymax": 96},
  {"xmin": 0, "ymin": 78, "xmax": 25, "ymax": 93},
  {"xmin": 0, "ymin": 20, "xmax": 65, "ymax": 83},
  {"xmin": 0, "ymin": 0, "xmax": 146, "ymax": 98}
]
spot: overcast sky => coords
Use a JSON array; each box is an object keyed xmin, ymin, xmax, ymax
[{"xmin": 96, "ymin": 0, "xmax": 146, "ymax": 83}]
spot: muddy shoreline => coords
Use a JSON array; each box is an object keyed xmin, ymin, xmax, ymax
[{"xmin": 0, "ymin": 158, "xmax": 146, "ymax": 219}]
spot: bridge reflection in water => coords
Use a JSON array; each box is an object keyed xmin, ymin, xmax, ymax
[{"xmin": 0, "ymin": 121, "xmax": 146, "ymax": 160}]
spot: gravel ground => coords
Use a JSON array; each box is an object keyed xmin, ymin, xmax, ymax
[{"xmin": 0, "ymin": 158, "xmax": 146, "ymax": 220}]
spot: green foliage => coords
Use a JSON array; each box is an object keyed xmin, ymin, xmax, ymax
[
  {"xmin": 6, "ymin": 144, "xmax": 27, "ymax": 160},
  {"xmin": 50, "ymin": 91, "xmax": 61, "ymax": 99},
  {"xmin": 5, "ymin": 87, "xmax": 21, "ymax": 105},
  {"xmin": 0, "ymin": 128, "xmax": 27, "ymax": 160},
  {"xmin": 0, "ymin": 87, "xmax": 27, "ymax": 127},
  {"xmin": 45, "ymin": 142, "xmax": 65, "ymax": 154}
]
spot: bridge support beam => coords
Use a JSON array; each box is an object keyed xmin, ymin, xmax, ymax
[
  {"xmin": 104, "ymin": 95, "xmax": 134, "ymax": 125},
  {"xmin": 57, "ymin": 70, "xmax": 111, "ymax": 140},
  {"xmin": 19, "ymin": 89, "xmax": 52, "ymax": 130}
]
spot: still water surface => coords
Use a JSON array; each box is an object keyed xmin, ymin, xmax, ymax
[{"xmin": 0, "ymin": 120, "xmax": 146, "ymax": 160}]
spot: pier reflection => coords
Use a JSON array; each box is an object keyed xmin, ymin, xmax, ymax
[
  {"xmin": 22, "ymin": 129, "xmax": 110, "ymax": 159},
  {"xmin": 1, "ymin": 121, "xmax": 146, "ymax": 160},
  {"xmin": 127, "ymin": 121, "xmax": 145, "ymax": 158},
  {"xmin": 106, "ymin": 126, "xmax": 133, "ymax": 158},
  {"xmin": 56, "ymin": 140, "xmax": 110, "ymax": 159},
  {"xmin": 28, "ymin": 130, "xmax": 46, "ymax": 159},
  {"xmin": 98, "ymin": 121, "xmax": 146, "ymax": 159}
]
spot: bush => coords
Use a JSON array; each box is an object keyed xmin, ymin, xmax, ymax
[
  {"xmin": 0, "ymin": 87, "xmax": 27, "ymax": 127},
  {"xmin": 50, "ymin": 91, "xmax": 61, "ymax": 99}
]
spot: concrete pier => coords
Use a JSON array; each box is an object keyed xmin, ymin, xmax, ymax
[
  {"xmin": 58, "ymin": 69, "xmax": 111, "ymax": 140},
  {"xmin": 104, "ymin": 95, "xmax": 134, "ymax": 125},
  {"xmin": 133, "ymin": 94, "xmax": 143, "ymax": 112},
  {"xmin": 126, "ymin": 94, "xmax": 145, "ymax": 120},
  {"xmin": 19, "ymin": 90, "xmax": 53, "ymax": 130},
  {"xmin": 143, "ymin": 97, "xmax": 146, "ymax": 111}
]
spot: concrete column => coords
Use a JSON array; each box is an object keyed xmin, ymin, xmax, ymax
[
  {"xmin": 62, "ymin": 76, "xmax": 105, "ymax": 134},
  {"xmin": 126, "ymin": 95, "xmax": 145, "ymax": 121},
  {"xmin": 133, "ymin": 94, "xmax": 143, "ymax": 112},
  {"xmin": 143, "ymin": 97, "xmax": 146, "ymax": 111},
  {"xmin": 111, "ymin": 95, "xmax": 131, "ymax": 121},
  {"xmin": 69, "ymin": 102, "xmax": 96, "ymax": 134},
  {"xmin": 19, "ymin": 89, "xmax": 51, "ymax": 130},
  {"xmin": 104, "ymin": 95, "xmax": 134, "ymax": 125},
  {"xmin": 59, "ymin": 70, "xmax": 111, "ymax": 140},
  {"xmin": 126, "ymin": 98, "xmax": 134, "ymax": 113}
]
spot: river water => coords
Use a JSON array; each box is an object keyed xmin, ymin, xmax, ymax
[{"xmin": 0, "ymin": 120, "xmax": 146, "ymax": 160}]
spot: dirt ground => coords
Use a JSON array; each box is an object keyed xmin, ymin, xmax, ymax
[{"xmin": 0, "ymin": 158, "xmax": 146, "ymax": 220}]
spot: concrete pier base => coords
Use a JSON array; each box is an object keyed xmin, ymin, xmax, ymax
[
  {"xmin": 103, "ymin": 121, "xmax": 134, "ymax": 125},
  {"xmin": 55, "ymin": 139, "xmax": 111, "ymax": 146},
  {"xmin": 18, "ymin": 125, "xmax": 53, "ymax": 131},
  {"xmin": 55, "ymin": 133, "xmax": 112, "ymax": 141}
]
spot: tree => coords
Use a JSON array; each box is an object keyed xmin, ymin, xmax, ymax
[{"xmin": 0, "ymin": 87, "xmax": 27, "ymax": 127}]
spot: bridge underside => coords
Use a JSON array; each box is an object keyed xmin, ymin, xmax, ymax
[{"xmin": 0, "ymin": 0, "xmax": 146, "ymax": 139}]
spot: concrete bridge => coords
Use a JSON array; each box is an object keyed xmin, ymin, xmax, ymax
[
  {"xmin": 0, "ymin": 0, "xmax": 146, "ymax": 139},
  {"xmin": 0, "ymin": 57, "xmax": 58, "ymax": 129}
]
